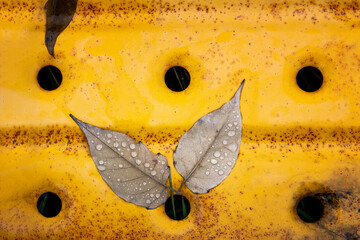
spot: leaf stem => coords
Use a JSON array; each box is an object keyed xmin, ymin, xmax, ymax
[
  {"xmin": 168, "ymin": 171, "xmax": 177, "ymax": 220},
  {"xmin": 38, "ymin": 193, "xmax": 49, "ymax": 214},
  {"xmin": 181, "ymin": 195, "xmax": 187, "ymax": 219}
]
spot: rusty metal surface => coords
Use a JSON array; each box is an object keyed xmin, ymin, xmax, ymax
[{"xmin": 0, "ymin": 0, "xmax": 359, "ymax": 239}]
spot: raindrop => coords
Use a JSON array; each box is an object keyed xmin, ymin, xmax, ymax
[
  {"xmin": 144, "ymin": 163, "xmax": 150, "ymax": 168},
  {"xmin": 143, "ymin": 182, "xmax": 147, "ymax": 185},
  {"xmin": 117, "ymin": 178, "xmax": 121, "ymax": 182},
  {"xmin": 227, "ymin": 131, "xmax": 236, "ymax": 137},
  {"xmin": 208, "ymin": 138, "xmax": 212, "ymax": 141},
  {"xmin": 96, "ymin": 144, "xmax": 103, "ymax": 150},
  {"xmin": 205, "ymin": 171, "xmax": 210, "ymax": 175},
  {"xmin": 99, "ymin": 160, "xmax": 104, "ymax": 165},
  {"xmin": 223, "ymin": 140, "xmax": 228, "ymax": 145},
  {"xmin": 234, "ymin": 122, "xmax": 238, "ymax": 125},
  {"xmin": 214, "ymin": 151, "xmax": 221, "ymax": 158},
  {"xmin": 91, "ymin": 140, "xmax": 94, "ymax": 143},
  {"xmin": 136, "ymin": 159, "xmax": 141, "ymax": 165},
  {"xmin": 227, "ymin": 161, "xmax": 232, "ymax": 166},
  {"xmin": 211, "ymin": 159, "xmax": 218, "ymax": 164},
  {"xmin": 131, "ymin": 152, "xmax": 138, "ymax": 157},
  {"xmin": 150, "ymin": 194, "xmax": 154, "ymax": 198},
  {"xmin": 146, "ymin": 199, "xmax": 151, "ymax": 204},
  {"xmin": 226, "ymin": 143, "xmax": 237, "ymax": 152},
  {"xmin": 96, "ymin": 132, "xmax": 100, "ymax": 135},
  {"xmin": 119, "ymin": 164, "xmax": 123, "ymax": 168},
  {"xmin": 162, "ymin": 161, "xmax": 165, "ymax": 165},
  {"xmin": 228, "ymin": 123, "xmax": 233, "ymax": 127},
  {"xmin": 130, "ymin": 144, "xmax": 136, "ymax": 149},
  {"xmin": 155, "ymin": 193, "xmax": 161, "ymax": 198},
  {"xmin": 114, "ymin": 142, "xmax": 119, "ymax": 148},
  {"xmin": 218, "ymin": 170, "xmax": 224, "ymax": 175},
  {"xmin": 107, "ymin": 140, "xmax": 111, "ymax": 143},
  {"xmin": 98, "ymin": 166, "xmax": 106, "ymax": 171},
  {"xmin": 151, "ymin": 170, "xmax": 157, "ymax": 176},
  {"xmin": 122, "ymin": 142, "xmax": 127, "ymax": 147},
  {"xmin": 107, "ymin": 133, "xmax": 112, "ymax": 138}
]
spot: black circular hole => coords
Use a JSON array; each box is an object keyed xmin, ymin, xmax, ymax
[
  {"xmin": 37, "ymin": 65, "xmax": 62, "ymax": 91},
  {"xmin": 297, "ymin": 196, "xmax": 324, "ymax": 223},
  {"xmin": 296, "ymin": 66, "xmax": 323, "ymax": 92},
  {"xmin": 165, "ymin": 195, "xmax": 191, "ymax": 220},
  {"xmin": 37, "ymin": 192, "xmax": 62, "ymax": 217},
  {"xmin": 165, "ymin": 66, "xmax": 190, "ymax": 92}
]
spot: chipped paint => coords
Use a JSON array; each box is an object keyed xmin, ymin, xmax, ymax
[{"xmin": 0, "ymin": 0, "xmax": 359, "ymax": 239}]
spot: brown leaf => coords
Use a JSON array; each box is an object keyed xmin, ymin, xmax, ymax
[
  {"xmin": 45, "ymin": 0, "xmax": 78, "ymax": 57},
  {"xmin": 70, "ymin": 115, "xmax": 170, "ymax": 209},
  {"xmin": 174, "ymin": 81, "xmax": 245, "ymax": 194}
]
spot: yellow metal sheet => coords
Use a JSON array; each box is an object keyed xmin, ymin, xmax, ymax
[{"xmin": 0, "ymin": 0, "xmax": 359, "ymax": 238}]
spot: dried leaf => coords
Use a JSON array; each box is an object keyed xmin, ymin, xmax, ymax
[
  {"xmin": 174, "ymin": 81, "xmax": 245, "ymax": 194},
  {"xmin": 70, "ymin": 115, "xmax": 170, "ymax": 209},
  {"xmin": 45, "ymin": 0, "xmax": 78, "ymax": 57}
]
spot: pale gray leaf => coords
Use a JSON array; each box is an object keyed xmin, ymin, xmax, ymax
[
  {"xmin": 70, "ymin": 115, "xmax": 170, "ymax": 209},
  {"xmin": 174, "ymin": 81, "xmax": 245, "ymax": 194},
  {"xmin": 45, "ymin": 0, "xmax": 78, "ymax": 57}
]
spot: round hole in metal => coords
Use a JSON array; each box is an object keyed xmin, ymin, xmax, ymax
[
  {"xmin": 165, "ymin": 195, "xmax": 191, "ymax": 220},
  {"xmin": 37, "ymin": 65, "xmax": 62, "ymax": 91},
  {"xmin": 165, "ymin": 66, "xmax": 190, "ymax": 92}
]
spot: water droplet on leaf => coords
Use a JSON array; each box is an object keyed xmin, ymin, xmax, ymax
[
  {"xmin": 227, "ymin": 131, "xmax": 236, "ymax": 137},
  {"xmin": 98, "ymin": 166, "xmax": 106, "ymax": 171}
]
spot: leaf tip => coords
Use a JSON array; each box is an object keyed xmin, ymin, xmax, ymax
[
  {"xmin": 69, "ymin": 114, "xmax": 83, "ymax": 127},
  {"xmin": 236, "ymin": 79, "xmax": 245, "ymax": 94},
  {"xmin": 233, "ymin": 79, "xmax": 245, "ymax": 104},
  {"xmin": 69, "ymin": 114, "xmax": 77, "ymax": 121}
]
